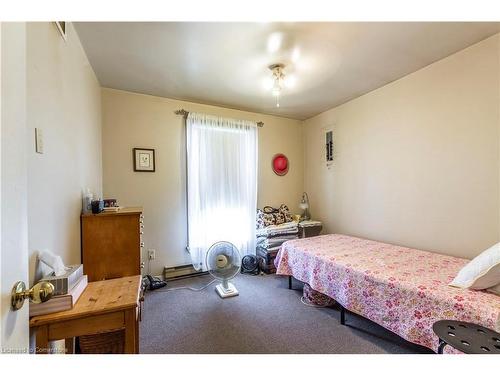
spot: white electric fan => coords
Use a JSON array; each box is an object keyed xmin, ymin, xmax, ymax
[{"xmin": 206, "ymin": 241, "xmax": 241, "ymax": 298}]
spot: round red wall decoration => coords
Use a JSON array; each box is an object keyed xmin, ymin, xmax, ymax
[{"xmin": 272, "ymin": 153, "xmax": 289, "ymax": 176}]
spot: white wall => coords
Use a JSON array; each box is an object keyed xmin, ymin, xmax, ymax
[
  {"xmin": 303, "ymin": 34, "xmax": 500, "ymax": 259},
  {"xmin": 26, "ymin": 23, "xmax": 102, "ymax": 283},
  {"xmin": 101, "ymin": 88, "xmax": 304, "ymax": 274}
]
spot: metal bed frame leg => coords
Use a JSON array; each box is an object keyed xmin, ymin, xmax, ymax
[
  {"xmin": 288, "ymin": 275, "xmax": 292, "ymax": 290},
  {"xmin": 340, "ymin": 305, "xmax": 346, "ymax": 325}
]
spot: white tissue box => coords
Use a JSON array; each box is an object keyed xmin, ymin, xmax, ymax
[
  {"xmin": 40, "ymin": 264, "xmax": 84, "ymax": 296},
  {"xmin": 30, "ymin": 275, "xmax": 88, "ymax": 317}
]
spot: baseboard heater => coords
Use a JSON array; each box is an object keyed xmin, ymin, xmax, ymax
[{"xmin": 163, "ymin": 264, "xmax": 208, "ymax": 281}]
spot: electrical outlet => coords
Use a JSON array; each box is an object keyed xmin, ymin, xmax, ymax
[{"xmin": 148, "ymin": 249, "xmax": 156, "ymax": 260}]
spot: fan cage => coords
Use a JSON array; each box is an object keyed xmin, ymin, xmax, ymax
[{"xmin": 205, "ymin": 241, "xmax": 241, "ymax": 281}]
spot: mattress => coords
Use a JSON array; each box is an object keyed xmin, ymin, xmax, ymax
[{"xmin": 274, "ymin": 234, "xmax": 500, "ymax": 352}]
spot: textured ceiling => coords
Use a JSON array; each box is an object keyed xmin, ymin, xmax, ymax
[{"xmin": 74, "ymin": 22, "xmax": 500, "ymax": 120}]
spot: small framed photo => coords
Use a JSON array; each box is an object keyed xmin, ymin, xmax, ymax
[{"xmin": 133, "ymin": 148, "xmax": 155, "ymax": 172}]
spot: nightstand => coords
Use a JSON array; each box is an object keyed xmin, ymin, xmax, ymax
[{"xmin": 298, "ymin": 220, "xmax": 323, "ymax": 238}]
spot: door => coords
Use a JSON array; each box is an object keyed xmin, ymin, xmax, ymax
[{"xmin": 0, "ymin": 22, "xmax": 29, "ymax": 353}]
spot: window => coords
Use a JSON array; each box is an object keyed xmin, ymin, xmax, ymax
[{"xmin": 186, "ymin": 112, "xmax": 258, "ymax": 270}]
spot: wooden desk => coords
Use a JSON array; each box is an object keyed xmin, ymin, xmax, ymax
[{"xmin": 30, "ymin": 275, "xmax": 141, "ymax": 354}]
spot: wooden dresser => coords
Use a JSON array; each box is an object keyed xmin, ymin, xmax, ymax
[{"xmin": 81, "ymin": 207, "xmax": 144, "ymax": 282}]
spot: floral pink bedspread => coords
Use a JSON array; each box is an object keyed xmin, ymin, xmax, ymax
[{"xmin": 275, "ymin": 234, "xmax": 500, "ymax": 353}]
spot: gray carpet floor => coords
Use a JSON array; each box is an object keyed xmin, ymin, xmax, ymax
[{"xmin": 139, "ymin": 273, "xmax": 433, "ymax": 354}]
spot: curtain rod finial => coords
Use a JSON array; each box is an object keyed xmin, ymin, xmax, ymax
[{"xmin": 175, "ymin": 109, "xmax": 189, "ymax": 117}]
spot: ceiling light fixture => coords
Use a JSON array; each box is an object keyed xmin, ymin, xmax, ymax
[{"xmin": 269, "ymin": 63, "xmax": 285, "ymax": 108}]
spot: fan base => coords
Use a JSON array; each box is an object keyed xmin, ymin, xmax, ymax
[{"xmin": 215, "ymin": 282, "xmax": 239, "ymax": 298}]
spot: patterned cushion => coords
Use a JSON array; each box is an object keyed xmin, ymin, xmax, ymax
[
  {"xmin": 256, "ymin": 209, "xmax": 265, "ymax": 229},
  {"xmin": 279, "ymin": 204, "xmax": 293, "ymax": 223},
  {"xmin": 274, "ymin": 212, "xmax": 285, "ymax": 225},
  {"xmin": 262, "ymin": 213, "xmax": 276, "ymax": 226},
  {"xmin": 256, "ymin": 208, "xmax": 276, "ymax": 228},
  {"xmin": 262, "ymin": 206, "xmax": 276, "ymax": 214},
  {"xmin": 257, "ymin": 204, "xmax": 293, "ymax": 228}
]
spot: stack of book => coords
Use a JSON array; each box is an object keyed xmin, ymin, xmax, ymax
[{"xmin": 30, "ymin": 264, "xmax": 88, "ymax": 317}]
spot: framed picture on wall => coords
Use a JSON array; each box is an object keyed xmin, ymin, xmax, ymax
[{"xmin": 133, "ymin": 148, "xmax": 155, "ymax": 172}]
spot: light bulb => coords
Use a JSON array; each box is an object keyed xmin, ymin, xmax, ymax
[
  {"xmin": 272, "ymin": 79, "xmax": 281, "ymax": 96},
  {"xmin": 267, "ymin": 32, "xmax": 283, "ymax": 53},
  {"xmin": 284, "ymin": 74, "xmax": 296, "ymax": 88},
  {"xmin": 268, "ymin": 63, "xmax": 286, "ymax": 108},
  {"xmin": 262, "ymin": 76, "xmax": 273, "ymax": 90}
]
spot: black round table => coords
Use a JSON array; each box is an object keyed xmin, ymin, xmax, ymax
[{"xmin": 433, "ymin": 320, "xmax": 500, "ymax": 354}]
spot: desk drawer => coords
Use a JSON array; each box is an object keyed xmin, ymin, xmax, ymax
[{"xmin": 48, "ymin": 311, "xmax": 124, "ymax": 341}]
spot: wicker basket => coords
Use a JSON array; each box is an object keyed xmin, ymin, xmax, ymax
[
  {"xmin": 303, "ymin": 283, "xmax": 336, "ymax": 307},
  {"xmin": 78, "ymin": 329, "xmax": 125, "ymax": 354}
]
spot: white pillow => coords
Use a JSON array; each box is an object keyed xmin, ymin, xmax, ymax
[
  {"xmin": 487, "ymin": 283, "xmax": 500, "ymax": 296},
  {"xmin": 449, "ymin": 242, "xmax": 500, "ymax": 289}
]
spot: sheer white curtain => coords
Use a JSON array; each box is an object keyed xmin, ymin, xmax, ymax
[{"xmin": 186, "ymin": 112, "xmax": 258, "ymax": 271}]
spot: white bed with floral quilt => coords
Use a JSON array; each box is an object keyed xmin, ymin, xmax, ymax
[{"xmin": 274, "ymin": 234, "xmax": 500, "ymax": 353}]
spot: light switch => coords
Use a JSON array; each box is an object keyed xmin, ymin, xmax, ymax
[{"xmin": 35, "ymin": 128, "xmax": 43, "ymax": 154}]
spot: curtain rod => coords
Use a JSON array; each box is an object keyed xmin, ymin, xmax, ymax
[{"xmin": 174, "ymin": 109, "xmax": 264, "ymax": 127}]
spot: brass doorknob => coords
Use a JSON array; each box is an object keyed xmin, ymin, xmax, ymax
[{"xmin": 11, "ymin": 281, "xmax": 54, "ymax": 311}]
